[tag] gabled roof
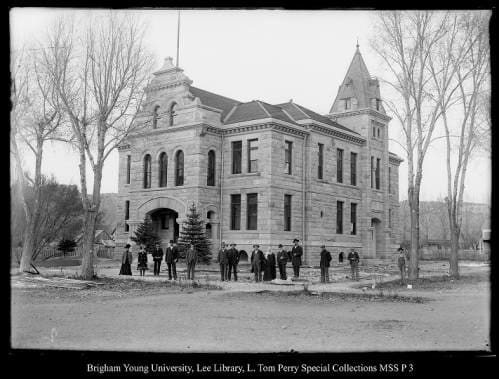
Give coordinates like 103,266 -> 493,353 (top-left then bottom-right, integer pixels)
276,102 -> 360,135
189,86 -> 241,119
330,46 -> 386,114
224,100 -> 300,126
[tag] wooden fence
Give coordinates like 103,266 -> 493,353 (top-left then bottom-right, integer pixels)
12,245 -> 116,264
420,248 -> 490,262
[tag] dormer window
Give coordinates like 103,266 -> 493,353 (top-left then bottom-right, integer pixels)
343,98 -> 351,110
169,102 -> 177,126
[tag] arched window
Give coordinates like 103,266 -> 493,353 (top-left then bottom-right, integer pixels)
158,152 -> 168,187
169,102 -> 177,126
207,150 -> 216,186
175,150 -> 184,186
152,105 -> 160,129
143,154 -> 152,189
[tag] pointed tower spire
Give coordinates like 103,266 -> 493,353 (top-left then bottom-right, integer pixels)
329,45 -> 385,115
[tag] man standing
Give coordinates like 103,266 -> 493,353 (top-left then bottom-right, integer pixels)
227,243 -> 239,281
185,243 -> 198,280
319,245 -> 332,283
165,240 -> 179,280
250,244 -> 264,282
397,247 -> 406,284
291,238 -> 303,279
276,244 -> 288,280
152,242 -> 164,276
347,248 -> 360,281
217,242 -> 229,281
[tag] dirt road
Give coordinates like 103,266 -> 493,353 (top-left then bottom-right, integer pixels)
11,274 -> 490,352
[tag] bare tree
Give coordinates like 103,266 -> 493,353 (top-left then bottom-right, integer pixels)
428,12 -> 490,277
41,13 -> 153,279
371,11 -> 450,280
11,46 -> 65,273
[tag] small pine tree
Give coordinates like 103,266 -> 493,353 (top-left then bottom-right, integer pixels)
178,203 -> 212,264
57,239 -> 77,257
131,216 -> 162,253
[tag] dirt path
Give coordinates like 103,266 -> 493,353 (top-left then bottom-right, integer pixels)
11,275 -> 490,352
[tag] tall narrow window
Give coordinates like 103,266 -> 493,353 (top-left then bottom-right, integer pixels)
376,99 -> 381,111
351,203 -> 357,235
370,156 -> 375,188
232,141 -> 242,174
143,154 -> 151,189
284,141 -> 293,175
350,152 -> 357,186
284,195 -> 292,231
336,201 -> 343,234
152,106 -> 159,129
207,150 -> 216,186
247,193 -> 258,230
230,194 -> 241,230
389,208 -> 392,228
377,127 -> 381,138
175,150 -> 184,186
372,125 -> 376,138
161,214 -> 169,229
318,143 -> 324,179
159,152 -> 167,187
248,139 -> 258,173
388,167 -> 392,194
124,200 -> 130,232
376,158 -> 381,190
169,103 -> 177,126
337,148 -> 343,183
344,98 -> 351,110
126,155 -> 131,184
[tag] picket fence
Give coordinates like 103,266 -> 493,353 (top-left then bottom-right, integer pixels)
12,245 -> 115,263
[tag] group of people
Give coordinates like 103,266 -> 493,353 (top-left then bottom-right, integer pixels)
119,240 -> 199,280
119,237 -> 362,283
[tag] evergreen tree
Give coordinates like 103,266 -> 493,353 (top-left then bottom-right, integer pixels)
131,216 -> 161,253
178,203 -> 212,264
57,239 -> 77,257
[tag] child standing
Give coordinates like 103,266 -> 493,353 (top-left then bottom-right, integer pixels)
137,245 -> 148,276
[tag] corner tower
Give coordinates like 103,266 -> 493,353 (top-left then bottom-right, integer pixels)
329,45 -> 395,258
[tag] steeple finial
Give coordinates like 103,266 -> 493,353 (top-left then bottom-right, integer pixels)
356,37 -> 359,50
176,10 -> 181,68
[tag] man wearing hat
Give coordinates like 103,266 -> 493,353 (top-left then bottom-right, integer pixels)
276,244 -> 289,280
152,242 -> 164,276
347,248 -> 360,281
227,243 -> 240,281
319,245 -> 332,283
291,238 -> 303,279
165,240 -> 179,280
250,244 -> 265,282
217,242 -> 229,281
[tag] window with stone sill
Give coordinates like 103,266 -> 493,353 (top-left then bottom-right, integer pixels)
247,139 -> 258,173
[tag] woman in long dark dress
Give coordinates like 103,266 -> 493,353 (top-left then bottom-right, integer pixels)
137,245 -> 148,276
263,250 -> 275,281
119,244 -> 133,276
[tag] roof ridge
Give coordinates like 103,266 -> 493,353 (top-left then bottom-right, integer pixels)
189,85 -> 242,105
223,104 -> 239,123
256,101 -> 272,117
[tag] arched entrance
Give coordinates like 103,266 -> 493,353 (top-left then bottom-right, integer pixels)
147,208 -> 180,246
238,250 -> 248,263
370,217 -> 383,257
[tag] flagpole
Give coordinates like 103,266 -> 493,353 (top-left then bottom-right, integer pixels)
176,10 -> 180,68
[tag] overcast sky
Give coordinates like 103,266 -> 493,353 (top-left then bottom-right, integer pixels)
10,8 -> 491,204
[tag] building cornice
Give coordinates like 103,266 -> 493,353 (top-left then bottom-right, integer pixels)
389,152 -> 404,165
330,108 -> 392,122
307,124 -> 365,145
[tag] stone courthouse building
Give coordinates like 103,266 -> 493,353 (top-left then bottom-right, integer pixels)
116,45 -> 403,265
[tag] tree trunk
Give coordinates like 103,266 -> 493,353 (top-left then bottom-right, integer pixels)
80,209 -> 98,279
449,225 -> 460,278
408,188 -> 420,281
19,222 -> 36,273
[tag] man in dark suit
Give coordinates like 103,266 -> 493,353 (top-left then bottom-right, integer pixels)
152,242 -> 164,276
250,244 -> 265,282
347,248 -> 360,281
217,242 -> 229,281
227,242 -> 239,281
276,244 -> 289,280
319,245 -> 332,283
165,240 -> 179,280
291,238 -> 303,279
